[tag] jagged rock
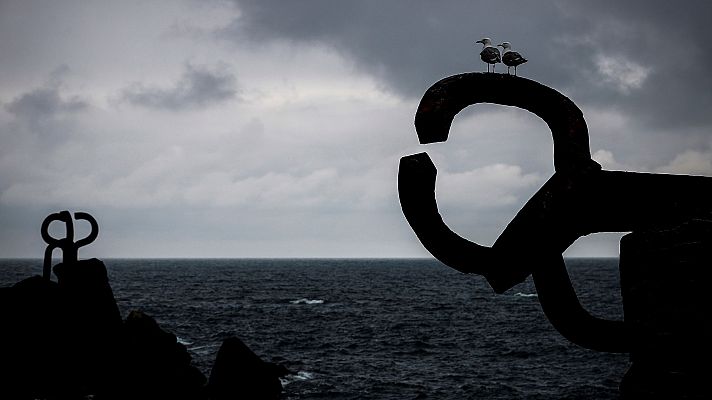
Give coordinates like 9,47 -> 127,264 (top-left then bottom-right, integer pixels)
208,336 -> 289,400
1,260 -> 287,400
54,258 -> 124,394
104,310 -> 207,400
0,259 -> 205,399
54,258 -> 122,329
0,259 -> 124,398
0,275 -> 67,398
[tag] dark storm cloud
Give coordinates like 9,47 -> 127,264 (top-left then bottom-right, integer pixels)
224,0 -> 712,131
553,1 -> 712,130
121,63 -> 238,110
5,85 -> 87,120
222,1 -> 567,97
2,66 -> 88,143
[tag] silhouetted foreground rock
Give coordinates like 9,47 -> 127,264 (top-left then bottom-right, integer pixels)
0,275 -> 65,398
0,259 -> 122,398
208,336 -> 290,400
55,258 -> 124,396
106,310 -> 207,400
0,259 -> 288,399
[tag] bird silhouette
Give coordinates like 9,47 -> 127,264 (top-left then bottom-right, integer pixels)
498,42 -> 527,76
475,38 -> 501,73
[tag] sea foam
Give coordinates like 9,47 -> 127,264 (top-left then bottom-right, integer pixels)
280,371 -> 314,386
290,298 -> 324,304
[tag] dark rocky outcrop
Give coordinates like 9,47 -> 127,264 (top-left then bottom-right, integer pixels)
208,336 -> 290,400
55,258 -> 124,395
0,275 -> 65,398
0,259 -> 287,399
0,259 -> 125,398
105,310 -> 208,400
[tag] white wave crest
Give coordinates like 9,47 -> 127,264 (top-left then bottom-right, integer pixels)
187,343 -> 222,357
514,292 -> 538,298
290,298 -> 324,304
176,336 -> 193,345
280,371 -> 314,386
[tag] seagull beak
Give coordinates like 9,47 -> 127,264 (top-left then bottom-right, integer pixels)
475,40 -> 483,44
497,44 -> 503,47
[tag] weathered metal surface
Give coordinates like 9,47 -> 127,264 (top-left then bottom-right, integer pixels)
399,72 -> 712,353
41,211 -> 98,280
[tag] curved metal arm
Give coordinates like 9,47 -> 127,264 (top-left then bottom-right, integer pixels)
41,211 -> 74,280
399,152 -> 527,293
40,211 -> 99,280
402,72 -> 602,293
414,73 -> 600,173
399,151 -> 633,352
73,212 -> 99,249
400,73 -> 649,353
532,253 -> 632,353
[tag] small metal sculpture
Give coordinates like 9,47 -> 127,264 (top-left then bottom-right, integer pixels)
41,210 -> 98,280
398,72 -> 712,353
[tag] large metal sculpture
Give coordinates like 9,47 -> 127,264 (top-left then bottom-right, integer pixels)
398,73 -> 712,393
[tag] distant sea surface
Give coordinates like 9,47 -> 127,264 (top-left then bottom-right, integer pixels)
0,258 -> 628,399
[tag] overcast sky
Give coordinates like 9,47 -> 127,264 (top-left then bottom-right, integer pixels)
1,0 -> 711,259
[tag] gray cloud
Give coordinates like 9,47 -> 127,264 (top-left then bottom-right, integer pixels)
5,76 -> 87,121
223,0 -> 712,132
221,1 -> 566,97
121,63 -> 238,110
552,1 -> 712,129
1,1 -> 710,258
210,0 -> 712,256
2,66 -> 88,146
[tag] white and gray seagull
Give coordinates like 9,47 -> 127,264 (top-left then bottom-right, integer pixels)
475,38 -> 501,73
498,42 -> 527,76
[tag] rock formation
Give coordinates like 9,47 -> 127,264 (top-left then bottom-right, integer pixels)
0,259 -> 289,399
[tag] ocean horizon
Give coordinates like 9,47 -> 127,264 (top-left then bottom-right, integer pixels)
1,257 -> 628,399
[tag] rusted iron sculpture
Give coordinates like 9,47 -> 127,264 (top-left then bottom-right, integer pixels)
41,210 -> 98,280
398,72 -> 712,357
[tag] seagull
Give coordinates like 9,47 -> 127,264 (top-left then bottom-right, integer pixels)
498,42 -> 527,76
475,38 -> 501,73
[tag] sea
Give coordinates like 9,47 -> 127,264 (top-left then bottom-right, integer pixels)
0,258 -> 629,399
